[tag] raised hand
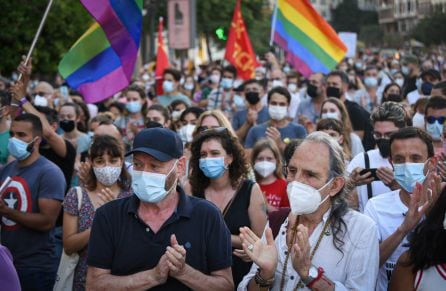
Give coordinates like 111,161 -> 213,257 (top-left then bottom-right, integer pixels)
153,254 -> 169,285
97,188 -> 116,206
398,182 -> 431,234
233,248 -> 253,263
239,226 -> 278,278
166,234 -> 187,278
377,167 -> 399,190
291,225 -> 311,279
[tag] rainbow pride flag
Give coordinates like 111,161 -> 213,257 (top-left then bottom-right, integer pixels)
58,0 -> 143,103
271,0 -> 347,77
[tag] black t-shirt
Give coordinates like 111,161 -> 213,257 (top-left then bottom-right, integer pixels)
88,188 -> 232,290
39,139 -> 76,191
344,100 -> 375,151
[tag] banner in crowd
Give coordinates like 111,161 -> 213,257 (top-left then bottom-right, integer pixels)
155,17 -> 170,96
58,0 -> 143,103
224,0 -> 259,80
271,0 -> 347,77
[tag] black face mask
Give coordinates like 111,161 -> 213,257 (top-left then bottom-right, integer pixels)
245,91 -> 260,105
376,138 -> 391,158
59,120 -> 76,132
386,94 -> 402,103
146,121 -> 163,128
306,84 -> 319,98
326,86 -> 341,99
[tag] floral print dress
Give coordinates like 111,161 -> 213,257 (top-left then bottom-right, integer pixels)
63,187 -> 132,291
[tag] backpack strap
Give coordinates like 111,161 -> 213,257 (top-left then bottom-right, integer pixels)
75,187 -> 83,211
364,152 -> 373,200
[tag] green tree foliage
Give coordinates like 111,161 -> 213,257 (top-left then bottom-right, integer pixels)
196,0 -> 272,58
331,0 -> 380,44
0,0 -> 91,77
411,10 -> 446,46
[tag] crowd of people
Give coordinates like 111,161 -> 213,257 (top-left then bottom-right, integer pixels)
0,47 -> 446,290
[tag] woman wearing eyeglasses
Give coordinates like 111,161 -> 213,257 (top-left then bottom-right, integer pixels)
191,109 -> 237,139
188,128 -> 268,289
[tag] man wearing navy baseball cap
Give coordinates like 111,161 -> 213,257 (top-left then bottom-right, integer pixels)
86,128 -> 234,290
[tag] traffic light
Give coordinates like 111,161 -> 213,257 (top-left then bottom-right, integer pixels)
215,27 -> 227,41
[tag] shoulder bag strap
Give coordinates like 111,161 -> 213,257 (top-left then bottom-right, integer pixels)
364,152 -> 373,200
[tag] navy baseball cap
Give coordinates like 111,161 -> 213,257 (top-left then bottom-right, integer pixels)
126,128 -> 183,161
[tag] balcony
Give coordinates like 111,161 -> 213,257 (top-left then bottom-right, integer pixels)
379,7 -> 395,23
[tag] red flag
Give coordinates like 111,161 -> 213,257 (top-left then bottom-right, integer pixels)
224,0 -> 259,80
155,17 -> 169,96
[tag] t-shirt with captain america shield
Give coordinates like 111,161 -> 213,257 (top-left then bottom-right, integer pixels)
0,156 -> 65,272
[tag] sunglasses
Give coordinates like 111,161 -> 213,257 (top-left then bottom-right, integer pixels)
426,116 -> 446,125
199,126 -> 229,135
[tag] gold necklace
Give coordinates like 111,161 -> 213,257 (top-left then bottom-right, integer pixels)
279,215 -> 331,291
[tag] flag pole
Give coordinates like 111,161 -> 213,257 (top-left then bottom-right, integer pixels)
18,0 -> 54,81
270,0 -> 278,46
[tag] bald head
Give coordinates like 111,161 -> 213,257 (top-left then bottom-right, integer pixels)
94,123 -> 122,141
34,82 -> 54,95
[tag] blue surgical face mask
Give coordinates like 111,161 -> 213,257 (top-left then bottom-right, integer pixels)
8,137 -> 34,161
199,157 -> 227,179
426,120 -> 443,140
221,78 -> 234,90
163,80 -> 174,93
126,101 -> 142,113
131,160 -> 177,203
364,77 -> 378,88
393,162 -> 427,193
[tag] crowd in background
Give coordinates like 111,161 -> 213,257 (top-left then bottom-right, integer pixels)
0,46 -> 446,291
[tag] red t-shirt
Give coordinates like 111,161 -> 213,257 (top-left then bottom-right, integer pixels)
259,178 -> 289,208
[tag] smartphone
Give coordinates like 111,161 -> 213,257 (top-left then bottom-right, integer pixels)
359,168 -> 380,181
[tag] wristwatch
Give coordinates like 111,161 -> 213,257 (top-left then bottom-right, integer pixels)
301,266 -> 324,287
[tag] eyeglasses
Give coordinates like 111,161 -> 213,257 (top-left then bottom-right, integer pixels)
35,92 -> 50,96
198,125 -> 224,132
426,116 -> 446,125
373,132 -> 398,140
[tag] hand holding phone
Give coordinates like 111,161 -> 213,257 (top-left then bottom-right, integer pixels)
359,168 -> 380,181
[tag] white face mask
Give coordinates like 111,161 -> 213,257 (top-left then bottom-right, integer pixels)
254,161 -> 276,178
287,83 -> 298,93
412,112 -> 425,129
178,124 -> 195,143
287,179 -> 332,215
210,75 -> 220,84
321,112 -> 340,120
93,166 -> 122,186
272,80 -> 284,88
34,95 -> 49,107
171,109 -> 184,121
269,105 -> 288,121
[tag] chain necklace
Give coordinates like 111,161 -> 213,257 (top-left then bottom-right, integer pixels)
279,215 -> 331,291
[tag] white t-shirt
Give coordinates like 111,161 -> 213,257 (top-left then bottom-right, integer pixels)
407,89 -> 421,105
364,190 -> 409,291
288,92 -> 300,119
350,132 -> 365,158
347,149 -> 392,212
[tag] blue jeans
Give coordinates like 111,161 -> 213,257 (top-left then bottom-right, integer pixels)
17,269 -> 56,291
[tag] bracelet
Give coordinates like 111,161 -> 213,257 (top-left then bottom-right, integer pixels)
254,269 -> 275,287
306,267 -> 325,289
19,97 -> 28,106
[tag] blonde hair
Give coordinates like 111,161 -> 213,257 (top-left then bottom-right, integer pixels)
192,110 -> 237,138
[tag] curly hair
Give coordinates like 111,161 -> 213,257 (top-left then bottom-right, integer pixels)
85,135 -> 131,191
189,129 -> 249,197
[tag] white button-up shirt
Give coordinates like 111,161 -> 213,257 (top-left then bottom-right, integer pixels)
237,210 -> 379,290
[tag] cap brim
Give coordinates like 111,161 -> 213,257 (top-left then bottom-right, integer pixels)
125,147 -> 173,162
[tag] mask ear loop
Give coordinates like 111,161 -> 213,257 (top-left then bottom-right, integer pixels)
318,178 -> 334,205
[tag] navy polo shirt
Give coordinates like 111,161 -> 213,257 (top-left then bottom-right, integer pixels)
87,187 -> 232,290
